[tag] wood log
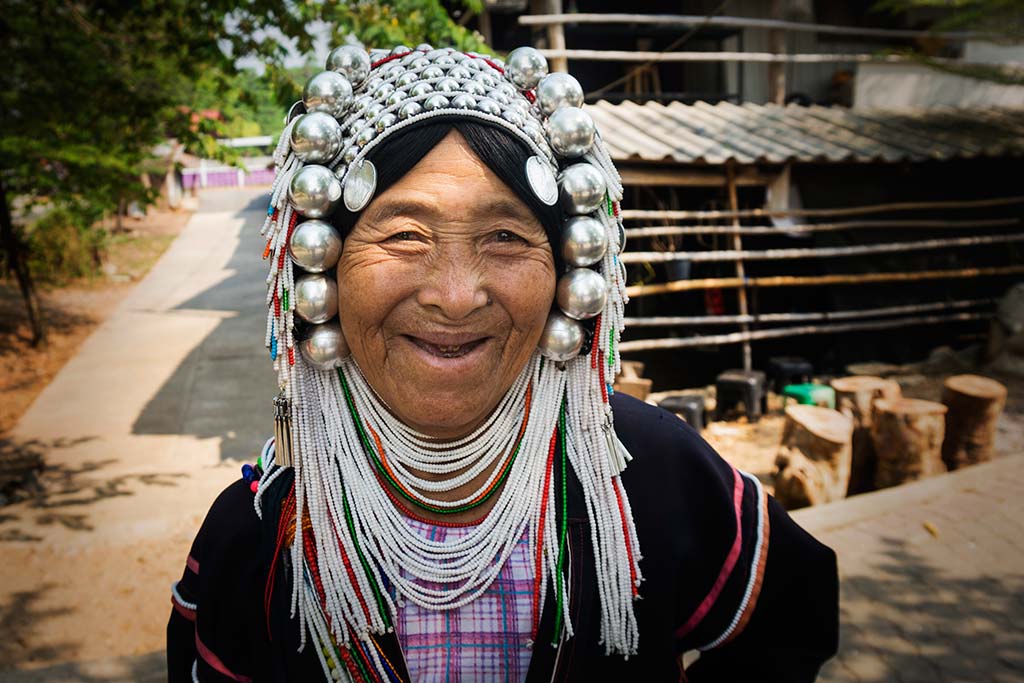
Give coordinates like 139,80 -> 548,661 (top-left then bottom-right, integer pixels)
941,374 -> 1008,470
773,405 -> 853,509
871,398 -> 947,489
619,360 -> 645,379
831,376 -> 902,495
613,377 -> 652,401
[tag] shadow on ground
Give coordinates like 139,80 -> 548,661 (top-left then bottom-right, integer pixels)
818,536 -> 1024,683
132,189 -> 278,462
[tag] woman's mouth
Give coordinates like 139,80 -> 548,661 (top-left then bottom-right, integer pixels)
406,335 -> 488,359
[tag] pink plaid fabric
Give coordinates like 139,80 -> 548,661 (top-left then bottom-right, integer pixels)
394,517 -> 534,682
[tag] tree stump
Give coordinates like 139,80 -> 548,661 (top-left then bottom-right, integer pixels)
831,375 -> 902,495
941,374 -> 1007,470
774,405 -> 853,509
871,398 -> 947,489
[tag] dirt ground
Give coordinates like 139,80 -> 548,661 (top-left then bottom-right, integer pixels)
0,209 -> 191,496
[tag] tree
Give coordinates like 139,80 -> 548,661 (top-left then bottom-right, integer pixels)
0,0 -> 488,345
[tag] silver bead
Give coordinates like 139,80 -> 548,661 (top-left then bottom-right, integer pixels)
556,268 -> 607,320
409,81 -> 434,97
373,82 -> 395,101
290,165 -> 343,218
290,113 -> 343,164
423,94 -> 449,110
435,55 -> 457,67
396,71 -> 419,88
303,71 -> 354,118
475,97 -> 501,116
561,216 -> 608,268
342,145 -> 358,164
351,94 -> 373,116
448,65 -> 471,80
546,107 -> 595,158
398,100 -> 423,120
559,163 -> 607,215
425,49 -> 448,61
364,76 -> 384,92
345,117 -> 365,135
327,46 -> 371,87
487,89 -> 511,106
435,77 -> 460,93
375,112 -> 397,132
409,56 -> 430,70
495,83 -> 518,100
300,321 -> 349,369
365,102 -> 384,120
390,44 -> 412,56
501,108 -> 524,127
383,63 -> 405,80
474,72 -> 497,88
385,89 -> 407,107
333,164 -> 347,180
421,65 -> 444,80
289,219 -> 343,273
538,312 -> 584,361
415,43 -> 433,52
463,80 -> 487,96
536,72 -> 584,117
451,94 -> 476,109
506,47 -> 548,90
355,125 -> 376,147
294,273 -> 339,324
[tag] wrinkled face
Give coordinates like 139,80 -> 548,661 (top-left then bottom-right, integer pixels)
337,131 -> 556,439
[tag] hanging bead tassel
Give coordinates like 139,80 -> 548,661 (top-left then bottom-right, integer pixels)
274,391 -> 294,467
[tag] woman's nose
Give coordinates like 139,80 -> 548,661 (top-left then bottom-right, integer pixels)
416,252 -> 490,321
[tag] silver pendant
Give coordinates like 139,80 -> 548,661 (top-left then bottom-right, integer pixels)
525,156 -> 558,206
343,159 -> 377,212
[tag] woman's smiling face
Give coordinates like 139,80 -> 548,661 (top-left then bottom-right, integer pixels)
336,130 -> 556,438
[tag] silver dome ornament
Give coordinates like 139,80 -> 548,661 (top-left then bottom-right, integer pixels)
375,112 -> 398,133
373,82 -> 396,101
303,71 -> 353,118
526,156 -> 558,206
415,43 -> 433,52
463,80 -> 487,96
448,65 -> 472,80
290,113 -> 343,164
506,47 -> 548,90
409,82 -> 433,97
556,268 -> 608,320
300,321 -> 350,370
294,273 -> 339,324
355,125 -> 376,147
396,71 -> 419,88
351,94 -> 373,116
365,76 -> 384,92
423,94 -> 450,110
559,163 -> 607,215
409,56 -> 431,70
290,165 -> 343,218
547,106 -> 596,158
390,44 -> 412,57
398,100 -> 423,120
383,63 -> 405,80
487,89 -> 511,106
365,102 -> 385,120
561,216 -> 608,267
451,94 -> 477,109
538,312 -> 584,362
474,72 -> 497,89
421,65 -> 444,79
475,97 -> 501,116
435,77 -> 460,93
385,89 -> 407,107
435,55 -> 457,67
342,145 -> 359,164
343,159 -> 377,212
501,108 -> 525,127
536,72 -> 584,116
327,45 -> 371,87
289,219 -> 343,273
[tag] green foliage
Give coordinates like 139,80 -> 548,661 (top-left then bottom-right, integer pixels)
874,0 -> 1024,39
25,208 -> 106,284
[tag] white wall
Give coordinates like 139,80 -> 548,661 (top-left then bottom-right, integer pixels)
854,62 -> 1024,110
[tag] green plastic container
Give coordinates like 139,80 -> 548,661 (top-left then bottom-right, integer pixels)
781,383 -> 836,409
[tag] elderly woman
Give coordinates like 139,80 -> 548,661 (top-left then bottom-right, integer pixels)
168,44 -> 838,682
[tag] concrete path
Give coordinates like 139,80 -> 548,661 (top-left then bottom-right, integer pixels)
795,454 -> 1024,683
0,189 -> 276,672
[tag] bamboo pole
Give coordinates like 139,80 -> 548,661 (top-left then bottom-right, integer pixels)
618,311 -> 989,352
518,13 -> 985,41
624,264 -> 1024,298
726,164 -> 752,370
620,232 -> 1024,264
624,217 -> 1020,238
623,298 -> 993,327
619,195 -> 1024,222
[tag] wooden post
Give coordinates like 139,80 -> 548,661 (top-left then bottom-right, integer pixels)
773,405 -> 853,509
831,376 -> 902,495
536,0 -> 568,72
478,8 -> 493,47
768,0 -> 786,104
871,398 -> 948,489
941,374 -> 1008,470
726,163 -> 752,370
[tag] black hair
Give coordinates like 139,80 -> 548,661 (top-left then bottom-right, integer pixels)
330,118 -> 564,268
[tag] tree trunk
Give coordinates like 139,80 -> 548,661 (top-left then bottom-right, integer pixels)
773,405 -> 853,509
871,398 -> 947,489
831,375 -> 902,495
0,178 -> 46,345
941,374 -> 1007,470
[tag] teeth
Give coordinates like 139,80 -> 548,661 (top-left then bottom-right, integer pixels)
438,345 -> 462,353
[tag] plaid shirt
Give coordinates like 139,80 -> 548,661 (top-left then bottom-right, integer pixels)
395,517 -> 534,682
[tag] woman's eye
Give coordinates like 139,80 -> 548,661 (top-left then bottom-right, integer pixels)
494,229 -> 527,244
386,230 -> 420,242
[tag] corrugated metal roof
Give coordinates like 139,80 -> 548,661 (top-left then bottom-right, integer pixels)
586,101 -> 1024,164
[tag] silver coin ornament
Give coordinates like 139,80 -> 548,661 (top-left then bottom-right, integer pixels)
562,216 -> 609,268
327,45 -> 371,87
294,273 -> 339,324
289,219 -> 343,273
526,156 -> 558,206
538,312 -> 584,362
290,164 -> 342,218
506,46 -> 548,90
303,71 -> 353,118
559,162 -> 607,215
343,159 -> 377,212
536,72 -> 584,116
547,107 -> 596,158
300,321 -> 350,370
557,268 -> 608,320
290,113 -> 343,164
